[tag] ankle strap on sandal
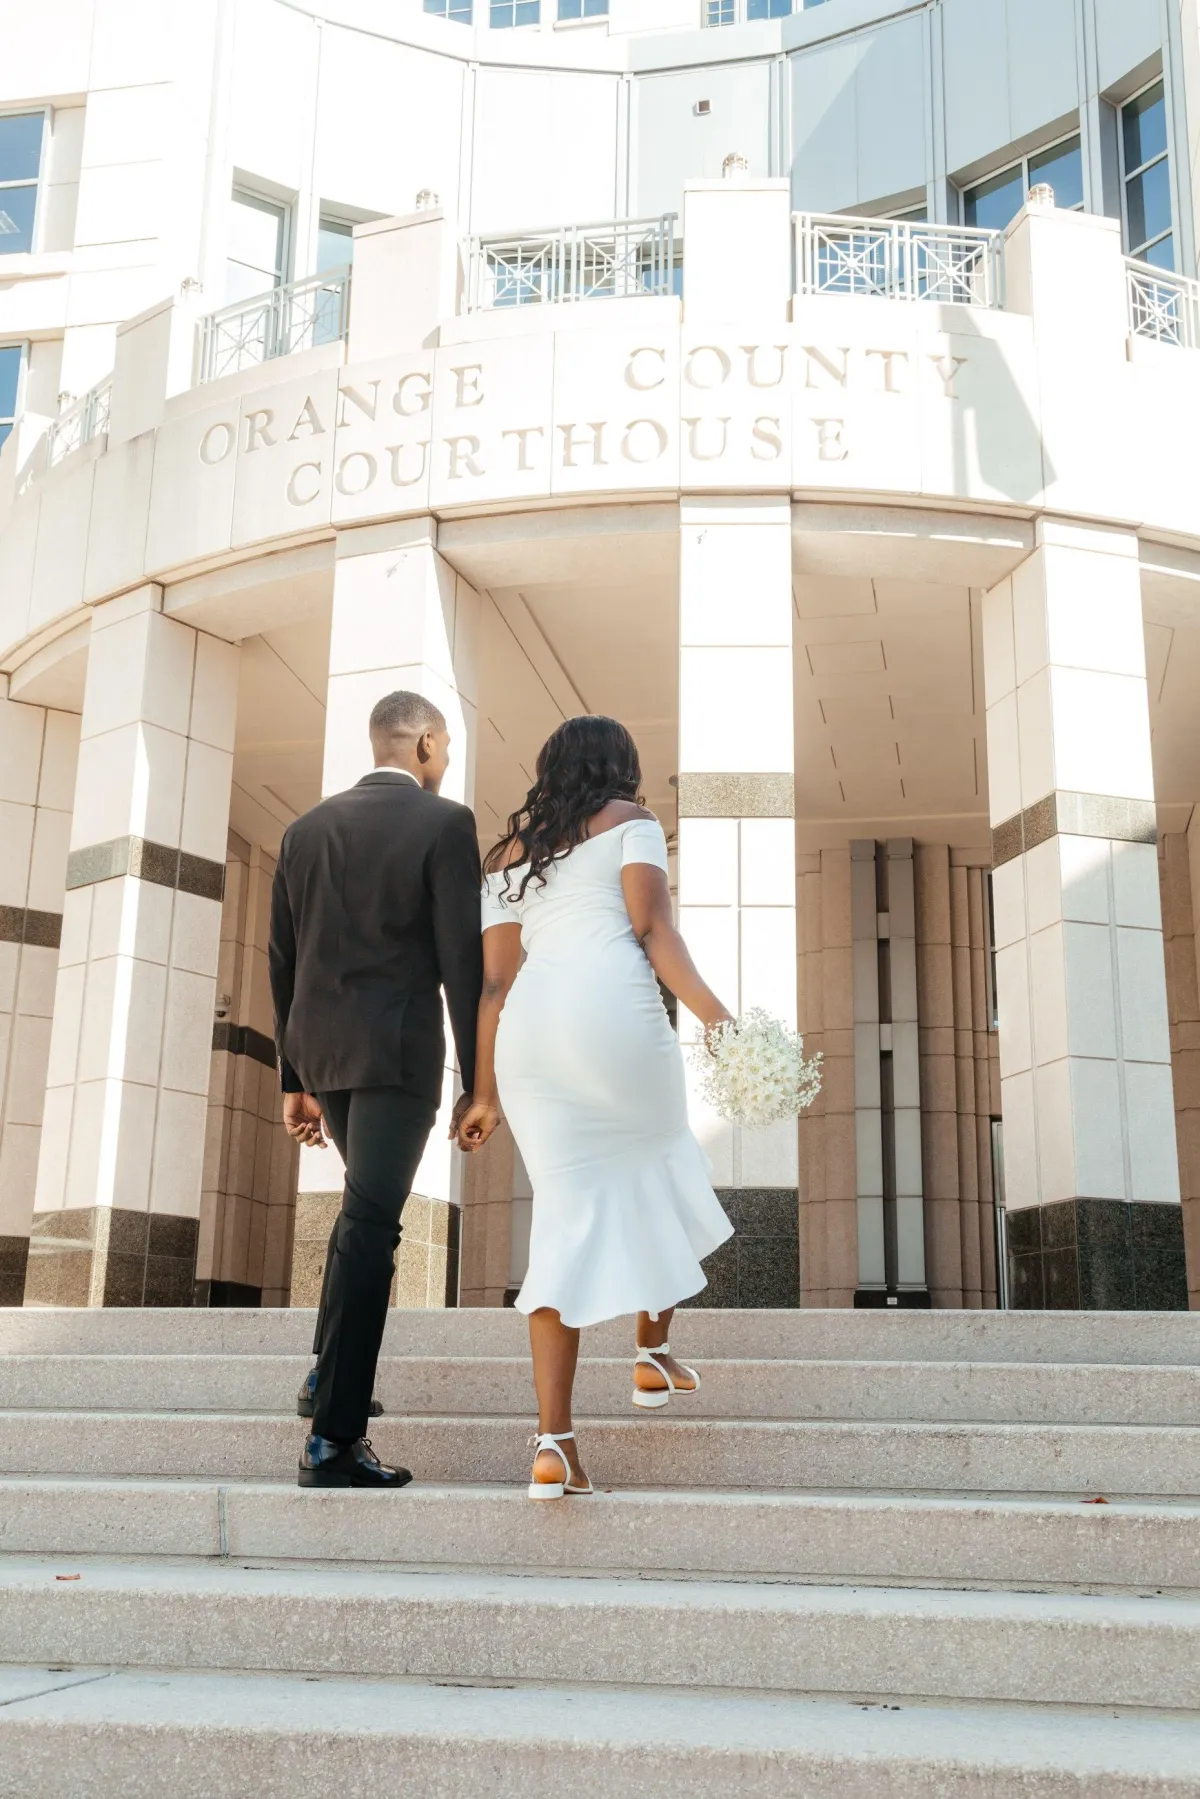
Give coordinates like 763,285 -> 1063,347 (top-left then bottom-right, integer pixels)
636,1344 -> 669,1361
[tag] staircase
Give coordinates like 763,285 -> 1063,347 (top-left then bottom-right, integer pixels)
1,1306 -> 1198,1795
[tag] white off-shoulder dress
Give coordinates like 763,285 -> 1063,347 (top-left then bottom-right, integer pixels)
481,817 -> 733,1328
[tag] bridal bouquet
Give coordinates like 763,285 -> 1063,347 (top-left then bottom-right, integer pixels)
691,1009 -> 823,1127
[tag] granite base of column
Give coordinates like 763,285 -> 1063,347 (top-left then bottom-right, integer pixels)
1007,1199 -> 1188,1311
24,1209 -> 199,1307
683,1189 -> 799,1309
0,1236 -> 30,1306
287,1190 -> 460,1309
853,1287 -> 932,1309
193,1278 -> 263,1307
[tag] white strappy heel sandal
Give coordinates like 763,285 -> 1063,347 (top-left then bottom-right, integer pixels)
528,1429 -> 594,1500
632,1343 -> 701,1411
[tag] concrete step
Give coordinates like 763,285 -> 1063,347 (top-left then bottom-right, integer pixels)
2,1477 -> 1197,1592
3,1558 -> 1199,1710
5,1305 -> 1200,1365
4,1352 -> 1198,1425
2,1668 -> 1197,1799
2,1409 -> 1197,1495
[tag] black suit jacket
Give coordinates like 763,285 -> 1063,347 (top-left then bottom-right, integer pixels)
268,772 -> 483,1103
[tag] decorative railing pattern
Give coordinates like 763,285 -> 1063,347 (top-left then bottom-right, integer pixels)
46,377 -> 112,467
465,214 -> 680,312
795,213 -> 1004,309
197,266 -> 352,383
1126,257 -> 1200,349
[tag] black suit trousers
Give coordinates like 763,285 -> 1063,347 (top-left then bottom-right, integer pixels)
310,1086 -> 438,1443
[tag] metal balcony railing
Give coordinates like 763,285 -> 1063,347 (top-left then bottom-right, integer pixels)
1126,257 -> 1200,348
46,376 -> 112,467
795,213 -> 1004,309
197,266 -> 352,384
465,214 -> 680,312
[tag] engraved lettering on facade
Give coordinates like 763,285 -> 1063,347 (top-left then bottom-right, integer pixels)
502,426 -> 546,472
559,422 -> 608,468
626,346 -> 667,391
286,461 -> 323,505
452,365 -> 485,408
243,409 -> 277,453
684,345 -> 732,389
446,434 -> 485,478
198,421 -> 235,465
394,372 -> 433,417
334,450 -> 377,496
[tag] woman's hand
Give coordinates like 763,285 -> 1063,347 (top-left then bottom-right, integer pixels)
457,1100 -> 502,1152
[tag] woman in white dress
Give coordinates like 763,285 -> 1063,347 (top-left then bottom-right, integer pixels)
457,716 -> 735,1498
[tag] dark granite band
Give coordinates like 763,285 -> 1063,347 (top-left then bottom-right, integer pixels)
992,791 -> 1157,869
212,1022 -> 277,1068
676,773 -> 795,819
25,1205 -> 199,1308
0,905 -> 62,949
66,836 -> 225,902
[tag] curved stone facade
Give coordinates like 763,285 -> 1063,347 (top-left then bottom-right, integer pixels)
2,0 -> 1199,1310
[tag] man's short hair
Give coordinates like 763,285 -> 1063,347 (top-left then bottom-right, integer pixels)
369,690 -> 447,740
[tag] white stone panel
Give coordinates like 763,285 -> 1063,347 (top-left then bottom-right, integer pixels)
39,711 -> 82,813
1057,835 -> 1111,926
1040,545 -> 1146,680
160,968 -> 217,1096
429,336 -> 555,512
984,693 -> 1020,824
740,1115 -> 799,1187
70,723 -> 187,851
32,1085 -> 74,1213
1068,1057 -> 1125,1202
0,701 -> 44,805
329,356 -> 435,527
15,943 -> 59,1019
1048,668 -> 1155,801
3,1013 -> 52,1128
679,508 -> 791,646
1061,921 -> 1118,1060
1015,668 -> 1054,810
1110,842 -> 1163,931
550,329 -> 680,499
0,1122 -> 41,1234
88,878 -> 173,966
231,372 -> 339,551
145,400 -> 237,576
56,890 -> 92,971
77,955 -> 166,1087
1028,923 -> 1069,1064
677,905 -> 738,1043
989,857 -> 1025,951
189,634 -> 240,753
980,578 -> 1016,707
994,939 -> 1032,1077
679,647 -> 793,775
28,460 -> 95,635
1124,1062 -> 1183,1204
171,891 -> 222,978
1115,927 -> 1172,1066
81,611 -> 194,741
84,429 -> 155,604
679,338 -> 792,491
0,804 -> 34,907
180,741 -> 234,864
740,907 -> 797,1028
66,1077 -> 156,1213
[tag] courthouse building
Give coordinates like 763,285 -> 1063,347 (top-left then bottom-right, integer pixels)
2,0 -> 1200,1319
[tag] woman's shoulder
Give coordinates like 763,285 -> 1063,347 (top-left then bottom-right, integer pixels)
483,836 -> 528,875
588,799 -> 659,837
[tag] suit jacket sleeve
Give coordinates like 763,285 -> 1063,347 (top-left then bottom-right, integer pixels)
429,805 -> 484,1096
268,846 -> 304,1094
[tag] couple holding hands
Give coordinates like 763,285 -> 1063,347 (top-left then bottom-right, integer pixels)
269,691 -> 734,1498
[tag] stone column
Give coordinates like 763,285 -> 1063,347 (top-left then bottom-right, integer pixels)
1160,829 -> 1200,1308
28,586 -> 238,1307
676,497 -> 799,1308
196,833 -> 299,1307
291,519 -> 480,1310
982,521 -> 1187,1309
0,683 -> 79,1304
796,847 -> 858,1307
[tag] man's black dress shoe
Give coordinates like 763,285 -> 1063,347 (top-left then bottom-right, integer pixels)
296,1367 -> 383,1420
297,1434 -> 412,1489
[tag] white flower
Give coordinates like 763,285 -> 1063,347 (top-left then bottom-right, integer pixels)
690,1009 -> 823,1127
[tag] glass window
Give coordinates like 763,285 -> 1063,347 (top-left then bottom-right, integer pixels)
705,0 -> 736,22
962,135 -> 1082,231
491,0 -> 540,23
0,113 -> 45,257
748,0 -> 793,15
226,188 -> 288,304
559,0 -> 607,14
317,216 -> 353,272
0,343 -> 22,450
1123,81 -> 1172,267
425,0 -> 473,16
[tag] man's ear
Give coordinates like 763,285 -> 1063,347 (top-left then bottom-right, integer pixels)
416,729 -> 432,765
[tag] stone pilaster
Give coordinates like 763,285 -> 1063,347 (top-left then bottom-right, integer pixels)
0,682 -> 79,1304
983,523 -> 1187,1310
27,587 -> 239,1307
676,497 -> 799,1309
796,848 -> 858,1307
290,518 -> 481,1310
195,832 -> 298,1308
1160,828 -> 1200,1309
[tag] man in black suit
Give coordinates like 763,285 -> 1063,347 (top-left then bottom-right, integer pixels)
269,690 -> 483,1489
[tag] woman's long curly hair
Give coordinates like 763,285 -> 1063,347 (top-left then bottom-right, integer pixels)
484,715 -> 643,903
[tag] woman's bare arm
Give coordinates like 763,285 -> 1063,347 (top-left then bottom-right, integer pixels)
457,921 -> 522,1150
622,861 -> 733,1034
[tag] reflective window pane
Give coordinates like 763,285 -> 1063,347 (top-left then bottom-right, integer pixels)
425,0 -> 473,17
560,0 -> 608,14
0,113 -> 44,184
317,217 -> 353,271
963,164 -> 1024,231
0,343 -> 21,419
1122,80 -> 1167,175
705,0 -> 736,21
1127,156 -> 1173,253
0,184 -> 37,255
1142,231 -> 1175,272
227,190 -> 286,289
224,260 -> 277,306
1029,135 -> 1083,210
748,0 -> 793,16
491,0 -> 539,21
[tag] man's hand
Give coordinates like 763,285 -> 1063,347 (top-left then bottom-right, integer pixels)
283,1092 -> 326,1149
456,1100 -> 501,1153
